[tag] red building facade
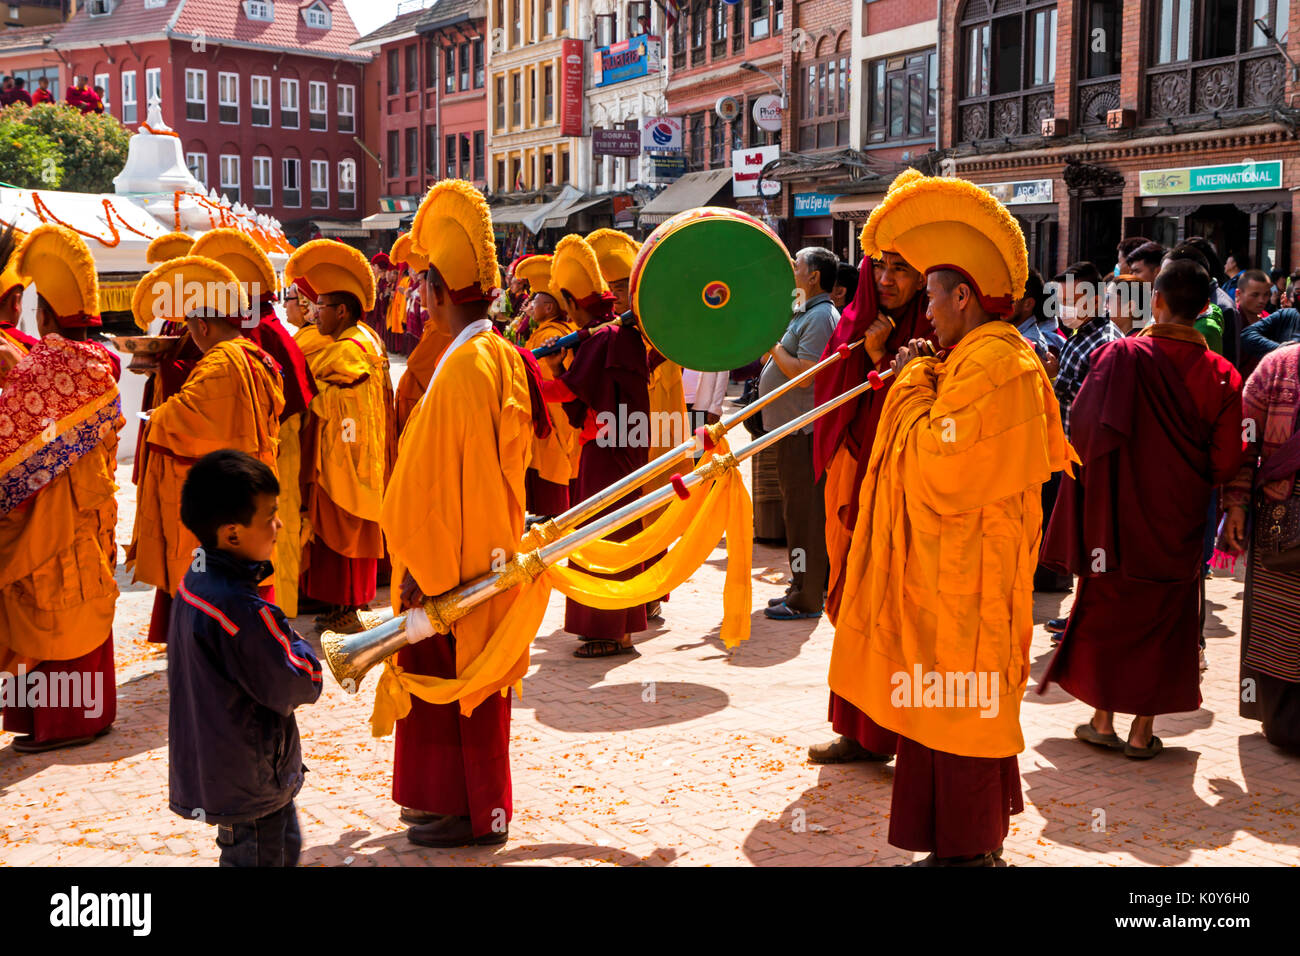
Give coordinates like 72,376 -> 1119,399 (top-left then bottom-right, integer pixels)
52,0 -> 369,240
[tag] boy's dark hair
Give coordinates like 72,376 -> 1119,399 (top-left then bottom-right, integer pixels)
1230,251 -> 1252,270
1127,241 -> 1166,270
835,261 -> 858,303
1155,258 -> 1212,322
1238,269 -> 1270,289
181,449 -> 280,549
335,291 -> 363,322
797,246 -> 839,293
1181,236 -> 1224,280
14,77 -> 25,90
1166,242 -> 1212,275
1117,236 -> 1150,261
1022,267 -> 1048,324
1054,261 -> 1102,287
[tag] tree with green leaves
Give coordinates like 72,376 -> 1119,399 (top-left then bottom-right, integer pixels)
0,102 -> 129,194
0,115 -> 63,189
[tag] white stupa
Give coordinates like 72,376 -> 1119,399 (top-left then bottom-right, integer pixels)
112,95 -> 206,196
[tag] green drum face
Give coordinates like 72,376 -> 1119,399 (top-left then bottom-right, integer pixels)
634,216 -> 794,373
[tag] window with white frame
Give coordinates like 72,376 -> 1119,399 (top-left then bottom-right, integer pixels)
244,0 -> 273,21
220,155 -> 240,204
87,0 -> 113,16
302,1 -> 330,29
337,84 -> 355,133
308,81 -> 327,131
282,157 -> 301,207
185,69 -> 206,121
186,152 -> 208,187
144,0 -> 166,7
93,72 -> 109,110
218,72 -> 239,124
338,158 -> 356,210
252,156 -> 272,207
121,71 -> 137,124
146,68 -> 161,104
280,78 -> 299,128
250,75 -> 270,126
310,159 -> 328,208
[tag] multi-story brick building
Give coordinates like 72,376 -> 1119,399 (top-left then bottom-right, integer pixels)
941,0 -> 1299,276
50,0 -> 370,242
0,23 -> 64,98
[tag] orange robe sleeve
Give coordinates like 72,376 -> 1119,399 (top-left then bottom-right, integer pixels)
394,325 -> 451,434
381,331 -> 534,713
829,321 -> 1075,759
128,339 -> 284,595
0,421 -> 123,671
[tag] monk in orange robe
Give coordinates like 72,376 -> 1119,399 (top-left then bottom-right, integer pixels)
809,241 -> 932,766
382,179 -> 540,848
1,225 -> 124,751
829,174 -> 1074,865
0,236 -> 38,355
128,256 -> 285,644
285,240 -> 390,634
388,234 -> 452,434
516,254 -> 580,515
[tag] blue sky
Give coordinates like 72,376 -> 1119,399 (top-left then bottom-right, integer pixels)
342,0 -> 407,37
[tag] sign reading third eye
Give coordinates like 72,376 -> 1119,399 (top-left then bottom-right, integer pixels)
1139,160 -> 1283,196
793,192 -> 838,217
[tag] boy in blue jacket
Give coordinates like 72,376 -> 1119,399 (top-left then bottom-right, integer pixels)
168,449 -> 323,867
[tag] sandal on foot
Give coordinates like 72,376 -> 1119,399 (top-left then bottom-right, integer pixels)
807,735 -> 893,765
1124,735 -> 1163,760
764,601 -> 821,621
574,639 -> 634,658
1075,722 -> 1124,750
12,725 -> 110,754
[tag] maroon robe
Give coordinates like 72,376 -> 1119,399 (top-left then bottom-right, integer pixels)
2,636 -> 116,744
815,262 -> 932,749
393,633 -> 512,836
888,735 -> 1023,858
556,321 -> 651,642
244,300 -> 317,422
1040,327 -> 1244,715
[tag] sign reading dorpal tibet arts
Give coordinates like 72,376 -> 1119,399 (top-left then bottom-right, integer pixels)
594,34 -> 662,87
561,38 -> 584,138
1139,160 -> 1283,196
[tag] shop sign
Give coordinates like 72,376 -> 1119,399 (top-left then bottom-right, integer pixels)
793,192 -> 838,217
561,39 -> 585,137
1139,160 -> 1283,196
641,115 -> 683,151
593,128 -> 641,157
732,145 -> 781,198
650,154 -> 687,181
594,34 -> 662,87
978,179 -> 1054,205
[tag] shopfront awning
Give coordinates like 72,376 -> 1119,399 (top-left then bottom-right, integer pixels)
638,168 -> 734,226
313,218 -> 370,238
829,194 -> 883,221
360,211 -> 408,231
490,203 -> 545,225
543,195 -> 612,228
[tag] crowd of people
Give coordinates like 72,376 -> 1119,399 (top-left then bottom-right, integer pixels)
0,169 -> 1297,868
0,73 -> 104,112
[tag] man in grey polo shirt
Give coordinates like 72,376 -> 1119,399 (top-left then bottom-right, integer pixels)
760,246 -> 840,619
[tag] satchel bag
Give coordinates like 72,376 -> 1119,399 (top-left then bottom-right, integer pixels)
1253,427 -> 1300,571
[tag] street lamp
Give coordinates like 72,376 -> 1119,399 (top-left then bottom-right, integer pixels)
740,60 -> 787,109
1253,18 -> 1300,79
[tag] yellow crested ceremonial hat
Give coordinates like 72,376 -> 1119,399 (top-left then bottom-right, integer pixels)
284,239 -> 376,312
0,261 -> 23,301
585,228 -> 641,283
860,172 -> 1027,315
132,256 -> 249,328
514,254 -> 554,299
410,179 -> 499,302
12,224 -> 100,326
551,234 -> 610,306
191,227 -> 280,297
145,231 -> 196,264
391,232 -> 429,273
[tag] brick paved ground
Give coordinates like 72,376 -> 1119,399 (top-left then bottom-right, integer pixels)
2,456 -> 1299,867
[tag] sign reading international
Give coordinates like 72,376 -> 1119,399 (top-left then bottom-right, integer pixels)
793,192 -> 838,217
560,38 -> 584,138
1139,160 -> 1283,196
641,115 -> 683,151
594,34 -> 662,87
593,128 -> 641,157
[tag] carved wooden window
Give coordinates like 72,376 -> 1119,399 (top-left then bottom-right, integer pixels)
1078,1 -> 1123,126
956,0 -> 1058,144
866,49 -> 937,145
800,34 -> 851,150
1146,0 -> 1289,119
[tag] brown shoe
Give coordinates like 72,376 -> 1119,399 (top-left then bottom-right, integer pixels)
407,815 -> 508,848
318,607 -> 367,634
908,852 -> 1006,867
807,734 -> 893,765
11,725 -> 110,754
399,807 -> 447,826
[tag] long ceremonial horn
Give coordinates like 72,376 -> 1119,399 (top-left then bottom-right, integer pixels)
531,309 -> 636,358
531,338 -> 869,540
321,364 -> 897,690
